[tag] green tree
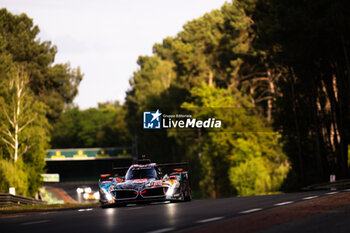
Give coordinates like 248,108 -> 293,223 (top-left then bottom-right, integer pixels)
0,65 -> 49,196
51,102 -> 131,148
124,1 -> 290,196
252,0 -> 350,185
0,8 -> 82,196
125,55 -> 184,163
181,84 -> 289,197
0,8 -> 83,122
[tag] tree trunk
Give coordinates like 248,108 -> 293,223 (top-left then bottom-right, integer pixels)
208,71 -> 213,87
290,69 -> 305,186
267,69 -> 275,122
311,76 -> 324,181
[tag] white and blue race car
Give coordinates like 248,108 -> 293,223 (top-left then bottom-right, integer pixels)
98,158 -> 191,207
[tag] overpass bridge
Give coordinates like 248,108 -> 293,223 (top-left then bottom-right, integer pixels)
45,147 -> 134,182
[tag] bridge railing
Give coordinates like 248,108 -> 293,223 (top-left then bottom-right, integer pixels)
0,193 -> 47,207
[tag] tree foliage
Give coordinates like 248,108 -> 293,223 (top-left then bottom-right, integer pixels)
125,0 -> 349,196
0,9 -> 82,196
251,0 -> 350,184
0,65 -> 49,196
125,1 -> 291,197
51,102 -> 131,148
0,8 -> 83,121
0,159 -> 29,196
181,84 -> 289,197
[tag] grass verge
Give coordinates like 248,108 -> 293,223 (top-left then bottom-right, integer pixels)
0,202 -> 100,216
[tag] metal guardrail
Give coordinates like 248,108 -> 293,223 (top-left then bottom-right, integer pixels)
302,179 -> 350,191
0,193 -> 47,207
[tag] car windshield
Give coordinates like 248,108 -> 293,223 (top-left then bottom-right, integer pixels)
125,167 -> 157,180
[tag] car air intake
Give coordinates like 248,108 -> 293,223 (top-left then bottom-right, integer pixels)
113,190 -> 138,199
141,187 -> 167,197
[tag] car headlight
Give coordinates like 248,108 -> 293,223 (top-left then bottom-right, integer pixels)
83,193 -> 89,200
76,188 -> 83,194
101,188 -> 113,201
105,192 -> 113,201
166,186 -> 175,196
93,192 -> 100,200
84,187 -> 92,193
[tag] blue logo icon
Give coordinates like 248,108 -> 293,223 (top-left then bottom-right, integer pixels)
143,110 -> 162,129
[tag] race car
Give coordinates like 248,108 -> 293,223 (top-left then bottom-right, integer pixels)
98,158 -> 191,207
76,186 -> 100,201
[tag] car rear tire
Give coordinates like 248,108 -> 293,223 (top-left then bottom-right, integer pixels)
184,189 -> 191,201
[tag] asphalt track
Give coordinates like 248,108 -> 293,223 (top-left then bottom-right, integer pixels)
1,189 -> 350,233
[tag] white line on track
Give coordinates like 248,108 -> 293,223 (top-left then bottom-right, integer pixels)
78,208 -> 93,212
20,220 -> 50,225
344,189 -> 350,192
274,201 -> 294,206
240,208 -> 263,214
326,192 -> 339,195
146,227 -> 175,233
303,196 -> 318,200
196,216 -> 225,224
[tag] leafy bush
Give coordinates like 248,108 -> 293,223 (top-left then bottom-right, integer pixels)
0,159 -> 29,196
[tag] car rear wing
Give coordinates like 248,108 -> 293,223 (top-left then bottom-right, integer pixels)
100,174 -> 112,182
156,162 -> 189,174
111,161 -> 189,176
157,162 -> 188,167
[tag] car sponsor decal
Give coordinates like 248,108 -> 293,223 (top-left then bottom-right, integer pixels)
132,179 -> 148,183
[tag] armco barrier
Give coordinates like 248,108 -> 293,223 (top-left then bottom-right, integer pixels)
302,179 -> 350,191
0,193 -> 47,207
